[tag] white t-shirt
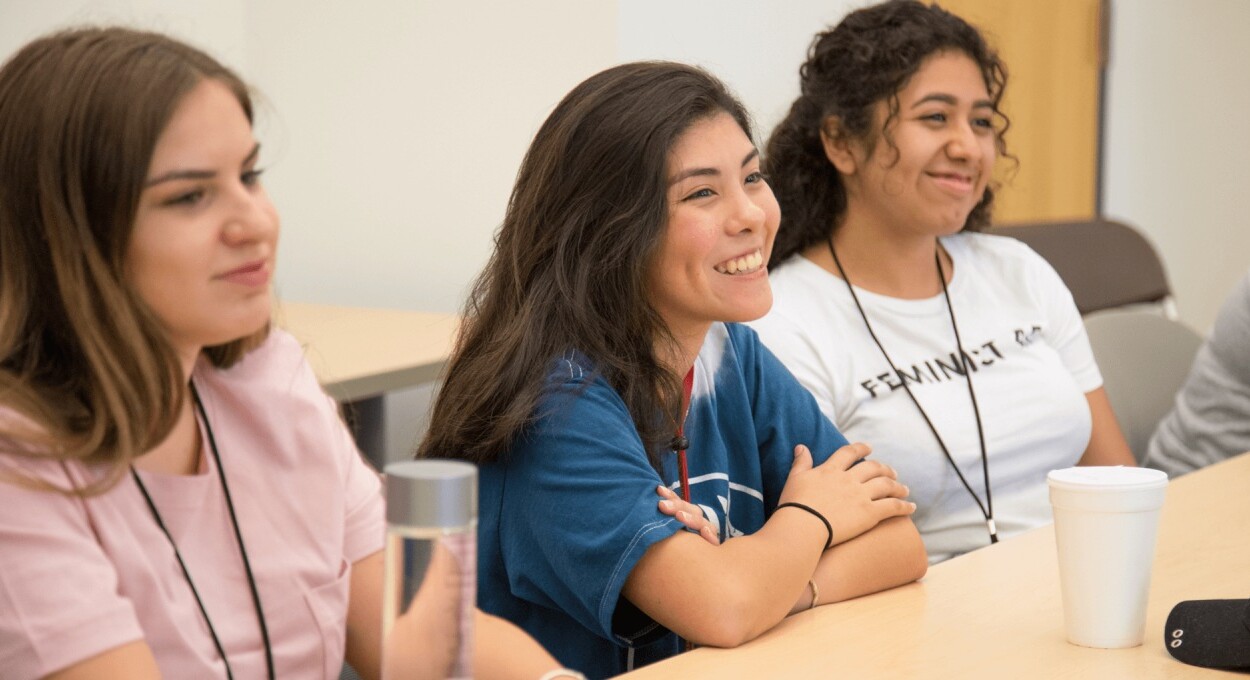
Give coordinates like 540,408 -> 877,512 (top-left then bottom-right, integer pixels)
750,232 -> 1101,563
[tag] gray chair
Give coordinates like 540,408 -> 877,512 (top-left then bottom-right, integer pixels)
998,219 -> 1175,317
1084,308 -> 1204,462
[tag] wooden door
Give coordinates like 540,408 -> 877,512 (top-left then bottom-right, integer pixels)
937,0 -> 1104,224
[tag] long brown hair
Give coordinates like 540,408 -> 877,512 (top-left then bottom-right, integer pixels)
419,62 -> 754,468
0,27 -> 266,495
766,0 -> 1011,266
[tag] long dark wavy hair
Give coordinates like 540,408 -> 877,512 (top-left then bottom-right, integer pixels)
419,62 -> 754,468
0,27 -> 266,495
766,0 -> 1010,266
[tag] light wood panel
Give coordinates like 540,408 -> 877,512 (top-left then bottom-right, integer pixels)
276,301 -> 458,401
940,0 -> 1103,224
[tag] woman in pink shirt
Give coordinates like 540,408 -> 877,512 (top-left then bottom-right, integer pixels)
0,27 -> 564,680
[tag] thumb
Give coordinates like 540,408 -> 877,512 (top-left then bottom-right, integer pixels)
791,444 -> 814,473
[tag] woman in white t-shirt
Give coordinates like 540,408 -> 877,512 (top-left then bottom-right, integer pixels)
750,0 -> 1135,563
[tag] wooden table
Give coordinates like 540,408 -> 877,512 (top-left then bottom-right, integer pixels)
276,302 -> 459,463
622,454 -> 1250,679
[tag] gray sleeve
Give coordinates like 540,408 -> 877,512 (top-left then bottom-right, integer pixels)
1146,271 -> 1250,476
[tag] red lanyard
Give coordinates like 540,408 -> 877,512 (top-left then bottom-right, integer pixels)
674,365 -> 696,654
675,366 -> 695,503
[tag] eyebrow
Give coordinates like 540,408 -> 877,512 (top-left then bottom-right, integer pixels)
143,143 -> 261,188
669,149 -> 760,186
911,93 -> 994,109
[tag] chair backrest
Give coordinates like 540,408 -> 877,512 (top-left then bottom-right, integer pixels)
998,219 -> 1172,316
1083,309 -> 1204,462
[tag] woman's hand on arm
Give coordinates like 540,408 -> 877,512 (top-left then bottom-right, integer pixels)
656,485 -> 720,545
781,443 -> 914,547
624,442 -> 914,648
1078,387 -> 1136,466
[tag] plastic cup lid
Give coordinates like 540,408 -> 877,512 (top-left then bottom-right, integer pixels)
1047,466 -> 1167,491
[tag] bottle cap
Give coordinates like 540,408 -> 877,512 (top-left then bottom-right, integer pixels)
384,459 -> 477,528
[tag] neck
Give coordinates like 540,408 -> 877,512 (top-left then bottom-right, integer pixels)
655,323 -> 708,382
178,344 -> 202,383
807,218 -> 951,299
132,343 -> 204,476
132,390 -> 201,475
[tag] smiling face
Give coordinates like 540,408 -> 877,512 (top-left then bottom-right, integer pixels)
126,78 -> 279,363
648,112 -> 780,346
829,50 -> 997,240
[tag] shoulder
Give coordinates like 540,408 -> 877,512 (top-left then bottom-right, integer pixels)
755,257 -> 842,336
946,231 -> 1068,293
946,230 -> 1049,269
0,407 -> 94,490
528,350 -> 633,434
707,323 -> 770,373
195,329 -> 321,401
766,256 -> 831,300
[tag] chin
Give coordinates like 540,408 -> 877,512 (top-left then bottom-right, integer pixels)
724,297 -> 773,324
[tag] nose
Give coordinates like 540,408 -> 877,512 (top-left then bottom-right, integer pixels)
946,120 -> 984,165
222,182 -> 279,246
726,184 -> 767,234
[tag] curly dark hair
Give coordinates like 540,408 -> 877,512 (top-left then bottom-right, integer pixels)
419,62 -> 754,468
766,0 -> 1010,266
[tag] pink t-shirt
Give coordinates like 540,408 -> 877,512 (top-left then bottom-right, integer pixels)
0,330 -> 385,679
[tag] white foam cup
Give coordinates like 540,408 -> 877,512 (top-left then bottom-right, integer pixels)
1047,466 -> 1168,648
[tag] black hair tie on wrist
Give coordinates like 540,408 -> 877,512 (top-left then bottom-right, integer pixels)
775,502 -> 834,551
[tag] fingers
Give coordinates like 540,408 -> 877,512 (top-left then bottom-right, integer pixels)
872,497 -> 917,521
863,476 -> 909,500
825,441 -> 873,471
848,459 -> 898,483
656,485 -> 720,545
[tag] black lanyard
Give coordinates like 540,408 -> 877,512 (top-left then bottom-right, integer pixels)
829,239 -> 998,544
130,383 -> 276,678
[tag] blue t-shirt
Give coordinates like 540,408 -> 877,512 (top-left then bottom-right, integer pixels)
477,323 -> 849,678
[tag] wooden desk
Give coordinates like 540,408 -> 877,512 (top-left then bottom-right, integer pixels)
276,302 -> 459,463
622,454 -> 1250,679
276,302 -> 458,402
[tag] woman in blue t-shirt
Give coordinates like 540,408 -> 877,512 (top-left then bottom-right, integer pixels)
420,61 -> 927,677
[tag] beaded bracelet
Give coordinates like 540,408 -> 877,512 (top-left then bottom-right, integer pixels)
775,501 -> 834,550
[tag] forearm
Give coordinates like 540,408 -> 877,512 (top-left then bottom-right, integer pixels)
1078,388 -> 1136,466
473,611 -> 563,680
624,510 -> 827,648
788,516 -> 927,614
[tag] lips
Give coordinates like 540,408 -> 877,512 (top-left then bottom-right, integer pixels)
218,259 -> 270,287
714,248 -> 765,275
927,171 -> 976,196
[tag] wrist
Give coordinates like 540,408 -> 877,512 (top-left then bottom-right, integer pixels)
775,502 -> 834,550
539,669 -> 587,680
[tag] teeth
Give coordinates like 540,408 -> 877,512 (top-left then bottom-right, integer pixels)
715,250 -> 764,275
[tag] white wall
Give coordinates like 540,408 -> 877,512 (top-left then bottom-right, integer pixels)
617,1 -> 861,142
245,1 -> 618,314
3,0 -> 1248,458
0,0 -> 247,67
1103,0 -> 1250,332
